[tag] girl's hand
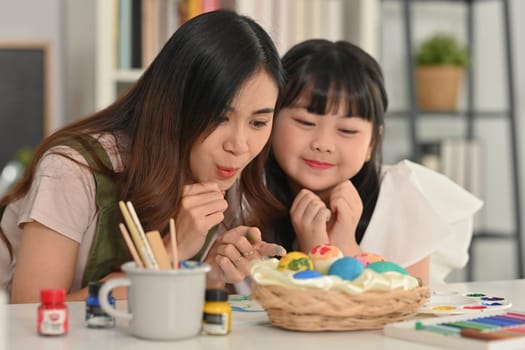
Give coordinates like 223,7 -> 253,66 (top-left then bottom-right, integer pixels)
289,189 -> 331,253
326,180 -> 363,256
175,182 -> 228,260
204,226 -> 286,286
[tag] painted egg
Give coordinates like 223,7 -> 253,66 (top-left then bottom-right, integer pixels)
327,257 -> 364,281
308,244 -> 344,274
354,252 -> 385,267
277,252 -> 314,272
366,261 -> 408,275
293,269 -> 323,279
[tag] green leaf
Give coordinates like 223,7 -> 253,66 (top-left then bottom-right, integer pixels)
415,33 -> 468,67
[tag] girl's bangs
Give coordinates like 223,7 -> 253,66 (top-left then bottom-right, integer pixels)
300,72 -> 375,122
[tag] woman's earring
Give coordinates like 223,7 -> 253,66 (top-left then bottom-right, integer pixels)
366,153 -> 371,162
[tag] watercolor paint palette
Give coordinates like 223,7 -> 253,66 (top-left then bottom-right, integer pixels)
418,291 -> 512,315
228,295 -> 269,327
384,310 -> 525,350
228,295 -> 264,313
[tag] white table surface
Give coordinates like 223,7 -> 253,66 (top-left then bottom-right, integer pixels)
4,279 -> 525,350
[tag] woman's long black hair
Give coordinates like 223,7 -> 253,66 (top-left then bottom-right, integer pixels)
264,39 -> 388,251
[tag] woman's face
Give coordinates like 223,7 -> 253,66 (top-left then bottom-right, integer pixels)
272,96 -> 374,195
189,70 -> 278,191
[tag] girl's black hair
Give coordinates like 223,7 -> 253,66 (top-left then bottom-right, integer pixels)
264,39 -> 388,251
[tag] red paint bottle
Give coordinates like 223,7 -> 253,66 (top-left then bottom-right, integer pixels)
37,289 -> 68,336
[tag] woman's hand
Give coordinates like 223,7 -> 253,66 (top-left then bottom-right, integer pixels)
289,189 -> 331,253
326,180 -> 363,256
174,182 -> 228,260
204,226 -> 286,288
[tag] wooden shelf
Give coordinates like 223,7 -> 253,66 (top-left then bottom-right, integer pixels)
385,0 -> 523,280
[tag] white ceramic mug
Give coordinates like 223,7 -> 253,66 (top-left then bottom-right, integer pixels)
99,261 -> 210,340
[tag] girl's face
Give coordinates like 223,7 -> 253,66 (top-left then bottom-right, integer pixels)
189,71 -> 278,191
272,97 -> 374,195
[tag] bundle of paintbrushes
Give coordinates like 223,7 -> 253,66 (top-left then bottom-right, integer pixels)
118,201 -> 179,270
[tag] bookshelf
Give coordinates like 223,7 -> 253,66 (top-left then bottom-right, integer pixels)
95,0 -> 118,111
93,0 -> 369,111
95,0 -> 162,110
382,0 -> 523,280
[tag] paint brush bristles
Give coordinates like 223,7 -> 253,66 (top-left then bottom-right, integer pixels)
169,218 -> 178,269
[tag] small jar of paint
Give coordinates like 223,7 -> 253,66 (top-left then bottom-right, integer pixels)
202,289 -> 231,335
37,289 -> 68,336
85,281 -> 115,328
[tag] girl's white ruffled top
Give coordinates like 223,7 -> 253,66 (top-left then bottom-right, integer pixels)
361,160 -> 483,286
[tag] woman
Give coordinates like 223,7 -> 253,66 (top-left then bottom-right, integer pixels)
0,10 -> 285,303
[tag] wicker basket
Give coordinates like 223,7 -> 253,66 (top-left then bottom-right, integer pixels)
251,282 -> 430,331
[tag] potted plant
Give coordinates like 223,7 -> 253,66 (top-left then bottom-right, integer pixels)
415,33 -> 468,111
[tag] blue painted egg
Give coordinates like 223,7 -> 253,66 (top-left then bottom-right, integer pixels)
293,269 -> 323,279
327,257 -> 364,281
366,261 -> 408,275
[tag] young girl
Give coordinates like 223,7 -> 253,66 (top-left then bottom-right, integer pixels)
264,39 -> 482,285
0,10 -> 286,303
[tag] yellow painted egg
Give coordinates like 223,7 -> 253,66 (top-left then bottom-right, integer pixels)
277,252 -> 314,272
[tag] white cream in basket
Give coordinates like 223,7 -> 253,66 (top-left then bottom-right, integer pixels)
251,258 -> 420,294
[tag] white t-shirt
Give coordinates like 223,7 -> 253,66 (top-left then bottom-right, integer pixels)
0,134 -> 124,296
361,160 -> 483,285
